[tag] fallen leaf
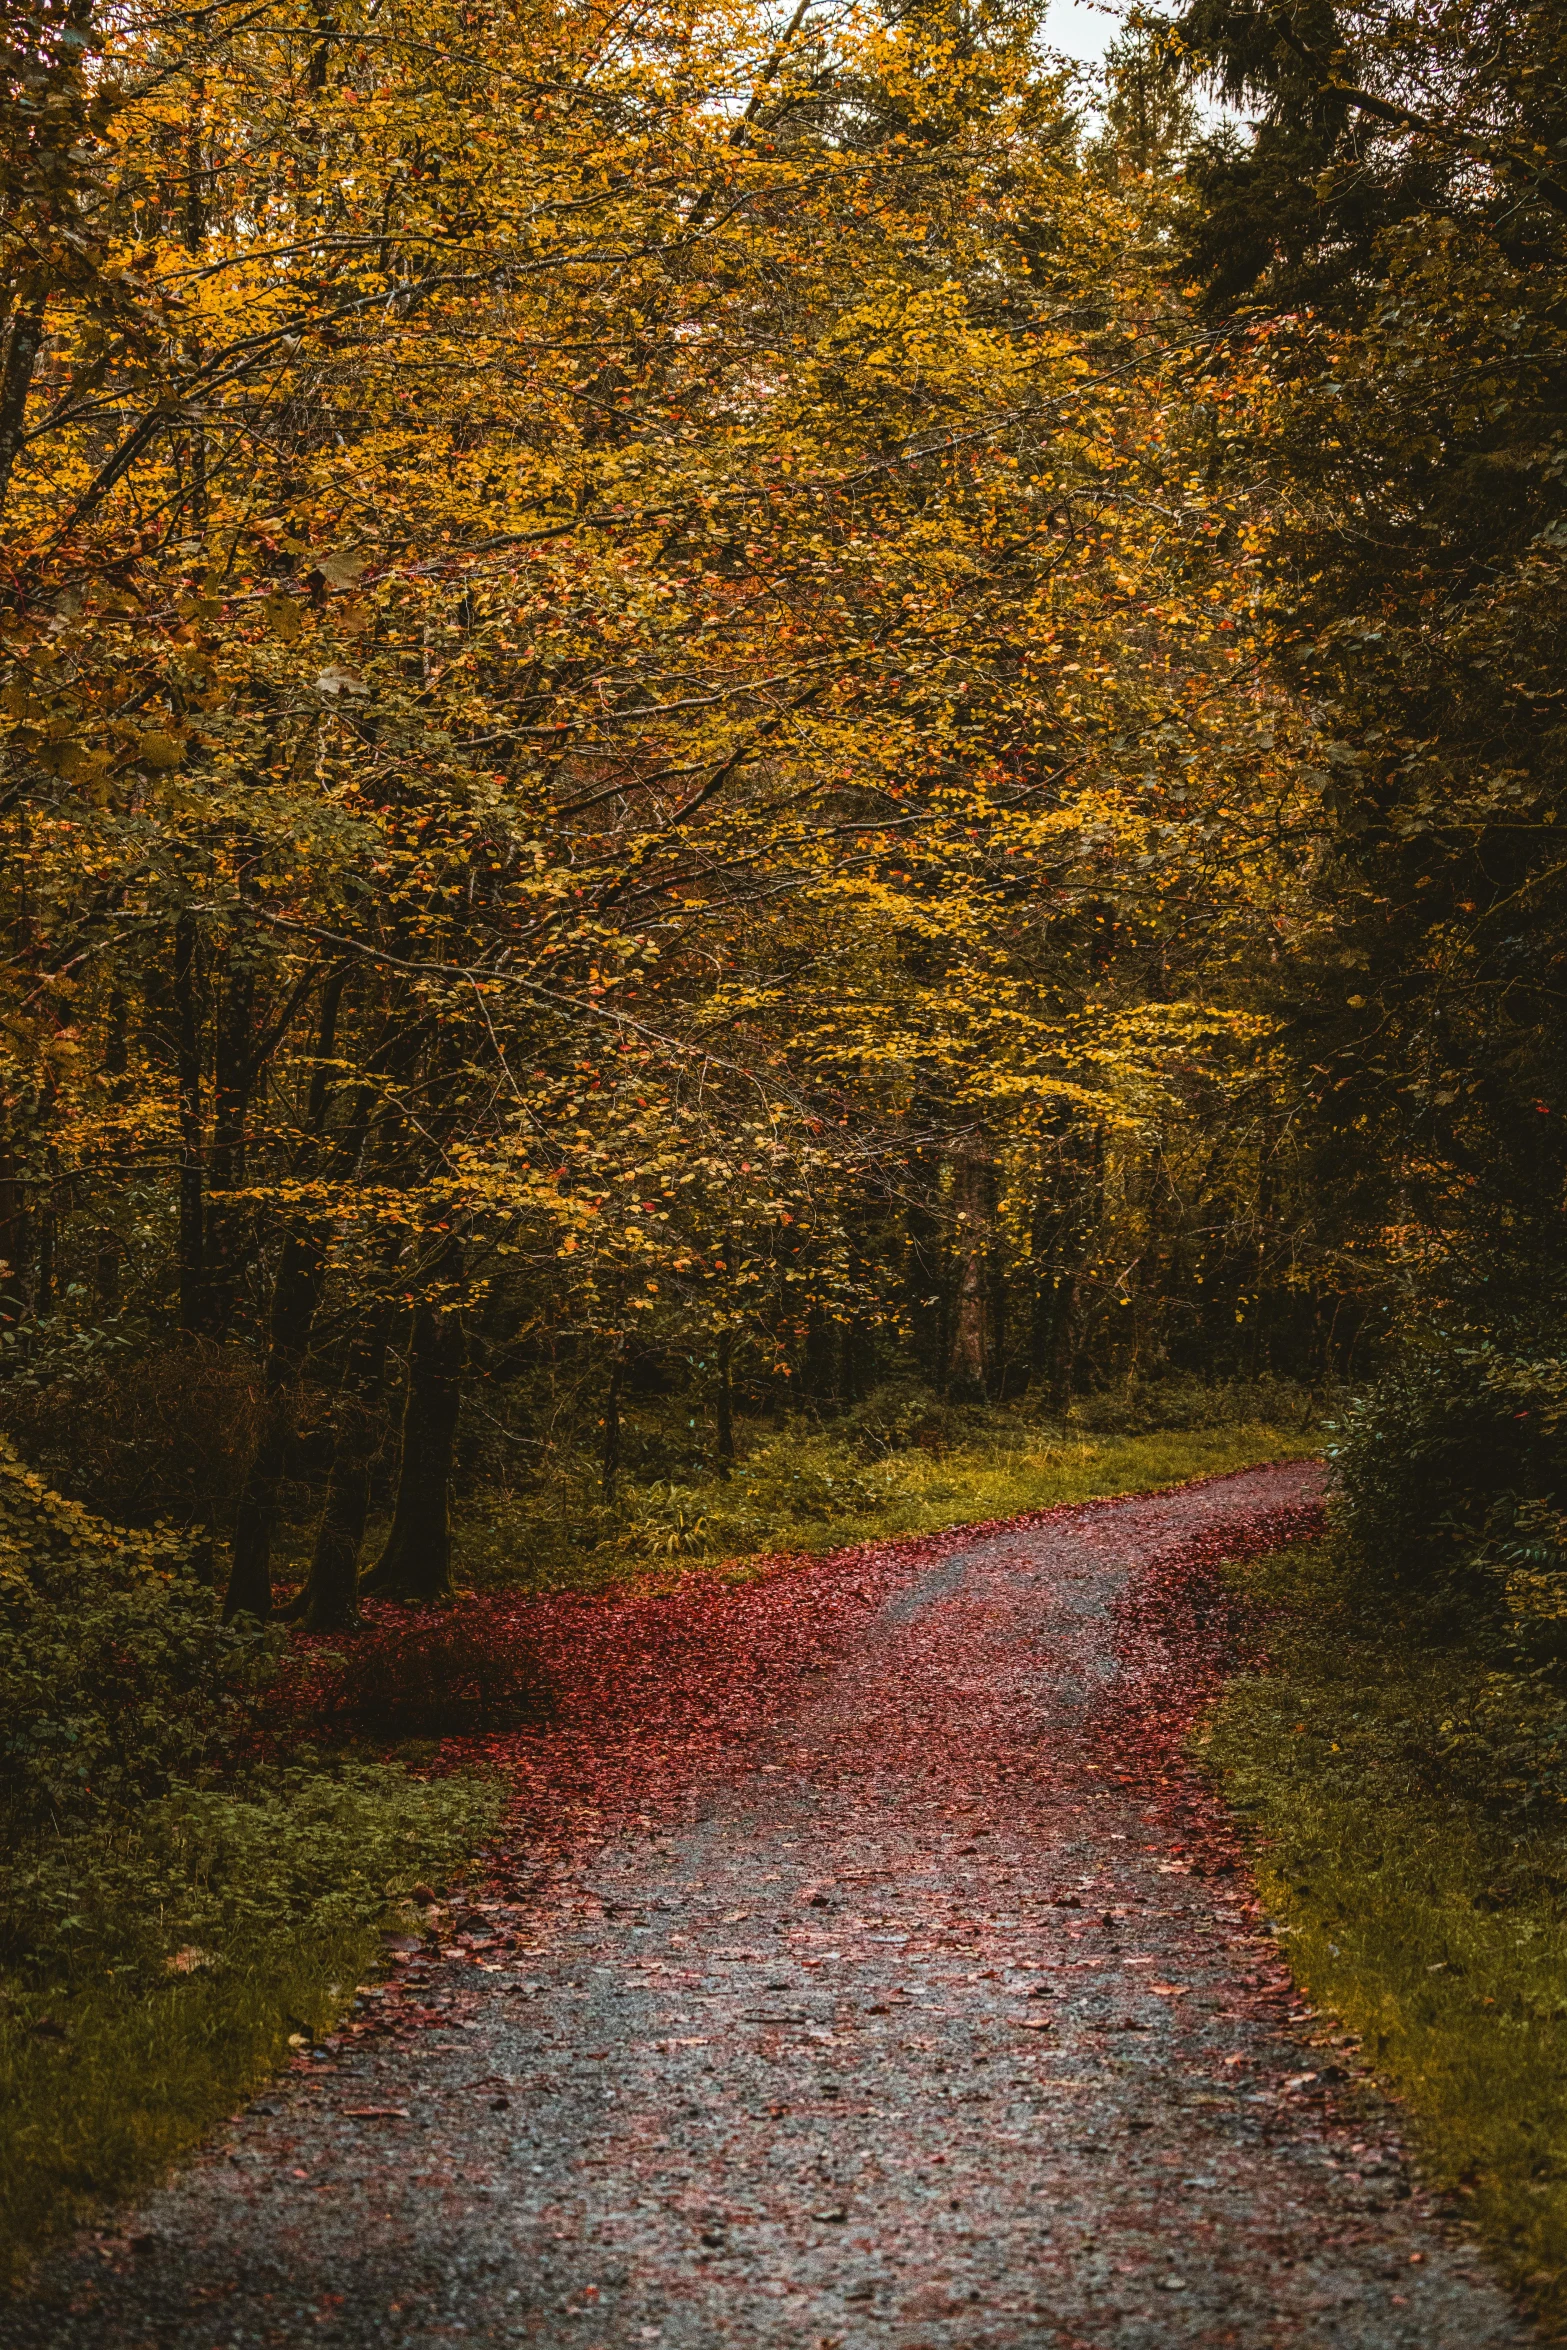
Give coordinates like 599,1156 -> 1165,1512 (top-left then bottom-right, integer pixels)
263,593 -> 303,640
318,546 -> 372,590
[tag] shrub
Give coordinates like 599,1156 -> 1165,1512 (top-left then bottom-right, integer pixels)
1331,1329 -> 1567,1636
1073,1372 -> 1320,1436
0,1436 -> 266,1834
272,1599 -> 550,1739
0,1334 -> 264,1529
0,1761 -> 504,1985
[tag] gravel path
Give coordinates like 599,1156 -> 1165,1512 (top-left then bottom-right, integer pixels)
15,1464 -> 1538,2349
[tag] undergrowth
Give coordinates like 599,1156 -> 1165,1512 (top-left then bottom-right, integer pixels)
0,1764 -> 502,2289
449,1394 -> 1317,1597
1206,1540 -> 1567,2333
0,1425 -> 507,2293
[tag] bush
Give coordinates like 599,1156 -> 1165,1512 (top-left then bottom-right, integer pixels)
0,1762 -> 503,1985
0,1334 -> 264,1529
1331,1328 -> 1567,1638
1073,1372 -> 1321,1436
0,1437 -> 508,2284
0,1435 -> 266,1834
271,1600 -> 550,1739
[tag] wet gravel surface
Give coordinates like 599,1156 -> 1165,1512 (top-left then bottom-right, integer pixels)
14,1464 -> 1539,2348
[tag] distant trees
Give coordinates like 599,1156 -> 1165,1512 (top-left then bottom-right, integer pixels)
0,0 -> 1342,1608
1171,0 -> 1567,1331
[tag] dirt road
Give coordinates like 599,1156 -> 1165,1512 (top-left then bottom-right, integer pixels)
13,1463 -> 1536,2349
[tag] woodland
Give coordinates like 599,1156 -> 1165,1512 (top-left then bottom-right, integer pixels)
3,0 -> 1567,2294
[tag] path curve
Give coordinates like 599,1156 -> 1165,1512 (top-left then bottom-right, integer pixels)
15,1464 -> 1538,2348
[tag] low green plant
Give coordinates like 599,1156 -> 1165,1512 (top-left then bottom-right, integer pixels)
0,1434 -> 265,1831
454,1396 -> 1317,1596
1331,1326 -> 1567,1640
1206,1540 -> 1567,2330
0,1438 -> 507,2290
1,1918 -> 384,2284
0,1762 -> 504,2287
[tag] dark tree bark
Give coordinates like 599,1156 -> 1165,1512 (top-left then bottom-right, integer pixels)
0,295 -> 46,518
601,1342 -> 622,1503
0,1107 -> 27,1332
293,1309 -> 390,1630
221,970 -> 351,1621
715,1325 -> 734,1475
173,914 -> 204,1337
802,1303 -> 836,1404
947,1136 -> 996,1403
203,946 -> 256,1338
360,1304 -> 464,1602
96,990 -> 128,1312
35,1145 -> 56,1315
223,1228 -> 327,1621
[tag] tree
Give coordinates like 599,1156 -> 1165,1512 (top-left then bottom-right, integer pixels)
1169,0 -> 1567,1330
0,0 -> 1337,1616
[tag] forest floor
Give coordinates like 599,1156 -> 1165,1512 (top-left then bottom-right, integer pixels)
9,1462 -> 1540,2350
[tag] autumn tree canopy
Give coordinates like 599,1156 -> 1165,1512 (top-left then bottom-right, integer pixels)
0,0 -> 1347,1620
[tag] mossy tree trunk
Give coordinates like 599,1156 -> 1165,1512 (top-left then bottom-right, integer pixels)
223,1227 -> 326,1621
222,967 -> 352,1623
601,1342 -> 622,1504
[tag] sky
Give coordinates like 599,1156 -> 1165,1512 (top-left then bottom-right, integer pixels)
1043,0 -> 1124,73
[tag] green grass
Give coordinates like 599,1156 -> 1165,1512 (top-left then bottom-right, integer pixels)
0,1920 -> 381,2283
456,1416 -> 1316,1597
1205,1541 -> 1567,2333
0,1764 -> 504,2294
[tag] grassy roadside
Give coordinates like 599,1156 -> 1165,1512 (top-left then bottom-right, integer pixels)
0,1766 -> 504,2293
1204,1541 -> 1567,2335
0,1920 -> 381,2280
455,1414 -> 1317,1596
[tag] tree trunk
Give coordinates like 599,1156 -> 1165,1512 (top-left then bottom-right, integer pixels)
947,1136 -> 995,1403
96,991 -> 128,1312
174,914 -> 204,1337
294,1310 -> 390,1630
221,969 -> 352,1620
802,1303 -> 836,1404
0,293 -> 46,518
360,1305 -> 463,1602
204,948 -> 255,1339
601,1343 -> 622,1503
223,1228 -> 327,1620
715,1325 -> 734,1474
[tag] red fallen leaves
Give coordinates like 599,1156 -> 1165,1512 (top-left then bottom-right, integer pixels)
1090,1496 -> 1327,1891
266,1600 -> 548,1742
281,1477 -> 1323,2056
